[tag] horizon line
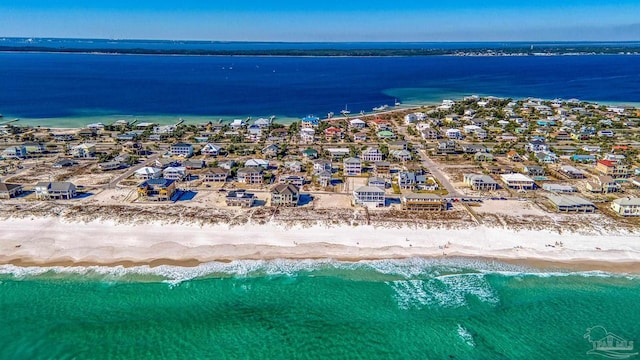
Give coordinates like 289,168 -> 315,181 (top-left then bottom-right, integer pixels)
2,36 -> 640,44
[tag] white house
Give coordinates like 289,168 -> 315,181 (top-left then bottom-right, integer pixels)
343,157 -> 362,176
201,143 -> 223,156
135,167 -> 163,180
170,143 -> 194,158
163,166 -> 187,181
361,147 -> 383,162
500,173 -> 535,190
349,118 -> 366,129
353,186 -> 385,208
300,128 -> 316,143
244,159 -> 270,169
446,129 -> 463,140
611,197 -> 640,217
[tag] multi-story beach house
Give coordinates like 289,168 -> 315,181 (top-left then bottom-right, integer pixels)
134,167 -> 162,180
23,142 -> 46,154
278,175 -> 305,187
163,166 -> 187,181
201,143 -> 223,157
299,128 -> 316,143
170,143 -> 194,158
352,186 -> 385,208
367,177 -> 386,190
611,197 -> 640,217
313,160 -> 332,175
374,161 -> 391,177
587,176 -> 619,193
317,170 -> 332,187
547,194 -> 596,213
244,159 -> 270,169
397,171 -> 417,190
0,182 -> 23,199
34,181 -> 77,200
559,165 -> 585,179
301,115 -> 320,128
595,160 -> 632,179
137,178 -> 176,201
390,149 -> 412,162
1,146 -> 27,159
225,190 -> 255,208
402,194 -> 446,211
203,168 -> 229,183
349,118 -> 366,129
361,147 -> 383,162
463,174 -> 499,191
71,143 -> 95,158
343,157 -> 362,176
500,173 -> 535,190
270,183 -> 300,207
237,167 -> 263,184
284,161 -> 302,173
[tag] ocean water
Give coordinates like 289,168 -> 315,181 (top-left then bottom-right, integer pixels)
1,258 -> 639,359
1,52 -> 639,127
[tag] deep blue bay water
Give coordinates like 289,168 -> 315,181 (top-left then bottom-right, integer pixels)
0,52 -> 639,126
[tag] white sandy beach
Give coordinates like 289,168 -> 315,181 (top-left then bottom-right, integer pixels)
1,216 -> 639,272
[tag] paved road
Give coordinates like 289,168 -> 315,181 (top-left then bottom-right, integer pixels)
417,149 -> 461,197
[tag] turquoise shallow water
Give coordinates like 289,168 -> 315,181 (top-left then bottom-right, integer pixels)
0,259 -> 639,359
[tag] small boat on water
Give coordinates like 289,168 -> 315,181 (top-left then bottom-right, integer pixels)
395,99 -> 401,106
340,104 -> 351,116
373,104 -> 389,111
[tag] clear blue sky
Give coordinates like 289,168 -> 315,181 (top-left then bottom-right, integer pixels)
1,1 -> 639,41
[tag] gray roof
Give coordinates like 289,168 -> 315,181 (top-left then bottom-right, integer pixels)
36,181 -> 76,192
547,194 -> 594,207
271,183 -> 299,195
612,197 -> 640,206
403,193 -> 442,200
0,183 -> 21,192
354,186 -> 385,193
343,157 -> 361,164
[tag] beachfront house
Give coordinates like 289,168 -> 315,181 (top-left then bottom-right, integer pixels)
301,115 -> 320,128
611,197 -> 640,217
225,190 -> 255,208
352,186 -> 385,208
547,194 -> 596,213
401,194 -> 446,211
270,183 -> 300,207
34,181 -> 77,200
463,174 -> 499,191
137,178 -> 176,201
0,182 -> 23,199
170,143 -> 194,158
349,118 -> 366,129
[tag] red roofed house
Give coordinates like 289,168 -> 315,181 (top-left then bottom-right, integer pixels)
595,160 -> 632,179
324,127 -> 343,141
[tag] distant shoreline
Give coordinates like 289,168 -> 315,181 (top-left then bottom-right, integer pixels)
1,46 -> 640,57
